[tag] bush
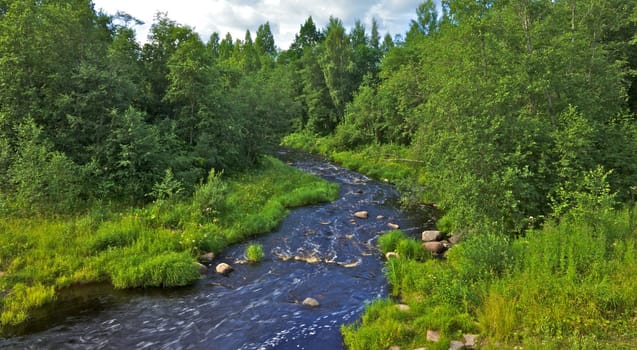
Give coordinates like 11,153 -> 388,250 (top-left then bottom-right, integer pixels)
245,243 -> 265,263
191,169 -> 227,221
378,230 -> 407,254
446,233 -> 514,282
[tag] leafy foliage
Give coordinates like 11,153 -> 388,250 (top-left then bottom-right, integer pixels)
245,244 -> 265,263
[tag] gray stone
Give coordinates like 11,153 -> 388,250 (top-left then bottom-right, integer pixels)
422,230 -> 442,242
302,297 -> 320,307
448,340 -> 465,350
426,330 -> 440,342
423,241 -> 445,254
215,262 -> 233,275
463,334 -> 479,349
354,211 -> 369,219
395,304 -> 410,312
448,234 -> 463,245
387,223 -> 400,230
385,252 -> 400,260
199,252 -> 215,263
195,262 -> 208,274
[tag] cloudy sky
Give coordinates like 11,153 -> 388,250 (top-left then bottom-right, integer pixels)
92,0 -> 429,50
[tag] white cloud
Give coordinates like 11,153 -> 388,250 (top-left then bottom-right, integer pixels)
92,0 -> 431,49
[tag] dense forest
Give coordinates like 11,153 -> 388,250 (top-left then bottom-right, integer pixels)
1,0 -> 637,348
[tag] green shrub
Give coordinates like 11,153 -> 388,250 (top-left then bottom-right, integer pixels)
378,230 -> 407,254
446,233 -> 514,282
245,243 -> 265,263
108,251 -> 199,288
191,169 -> 227,221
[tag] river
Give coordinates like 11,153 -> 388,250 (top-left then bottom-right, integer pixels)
0,150 -> 425,350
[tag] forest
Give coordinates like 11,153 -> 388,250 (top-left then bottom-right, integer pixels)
1,0 -> 637,348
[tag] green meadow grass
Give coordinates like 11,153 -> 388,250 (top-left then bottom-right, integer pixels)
283,131 -> 637,348
343,206 -> 637,349
0,156 -> 339,331
282,132 -> 416,184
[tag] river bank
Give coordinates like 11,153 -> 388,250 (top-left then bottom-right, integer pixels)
282,133 -> 637,349
0,151 -> 428,349
0,155 -> 338,335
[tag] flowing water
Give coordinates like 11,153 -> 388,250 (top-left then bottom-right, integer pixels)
1,150 -> 427,350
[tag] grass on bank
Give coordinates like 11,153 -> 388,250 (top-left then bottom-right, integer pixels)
342,203 -> 637,349
283,132 -> 637,349
282,132 -> 416,184
0,156 -> 339,330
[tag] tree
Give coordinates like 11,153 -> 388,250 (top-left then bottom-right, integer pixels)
319,17 -> 355,119
240,30 -> 261,72
164,33 -> 219,145
301,46 -> 338,135
255,22 -> 276,57
141,13 -> 198,119
289,16 -> 323,56
218,32 -> 235,61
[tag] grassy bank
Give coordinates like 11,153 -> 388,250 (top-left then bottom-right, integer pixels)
343,205 -> 637,349
282,132 -> 417,184
0,156 -> 339,331
283,133 -> 637,349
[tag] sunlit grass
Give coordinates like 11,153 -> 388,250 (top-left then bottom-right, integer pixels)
245,243 -> 265,263
0,156 -> 339,331
343,205 -> 637,349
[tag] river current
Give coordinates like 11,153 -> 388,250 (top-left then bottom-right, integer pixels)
1,150 -> 425,349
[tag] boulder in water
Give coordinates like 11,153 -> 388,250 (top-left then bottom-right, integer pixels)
199,252 -> 215,263
302,297 -> 320,308
354,211 -> 369,219
215,262 -> 233,275
387,223 -> 400,230
195,262 -> 208,274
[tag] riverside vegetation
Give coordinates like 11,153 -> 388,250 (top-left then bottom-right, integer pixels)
285,135 -> 637,349
281,0 -> 637,348
0,156 -> 338,329
2,0 -> 637,347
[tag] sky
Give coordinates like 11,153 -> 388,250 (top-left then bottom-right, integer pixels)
91,0 -> 428,50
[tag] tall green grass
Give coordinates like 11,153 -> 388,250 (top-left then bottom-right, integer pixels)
245,244 -> 265,263
0,156 -> 339,331
343,203 -> 637,349
282,132 -> 416,184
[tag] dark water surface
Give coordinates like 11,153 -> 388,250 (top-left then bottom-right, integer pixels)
1,150 -> 426,350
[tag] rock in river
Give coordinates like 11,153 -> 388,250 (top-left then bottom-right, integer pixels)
302,297 -> 320,308
354,211 -> 369,219
215,262 -> 234,275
